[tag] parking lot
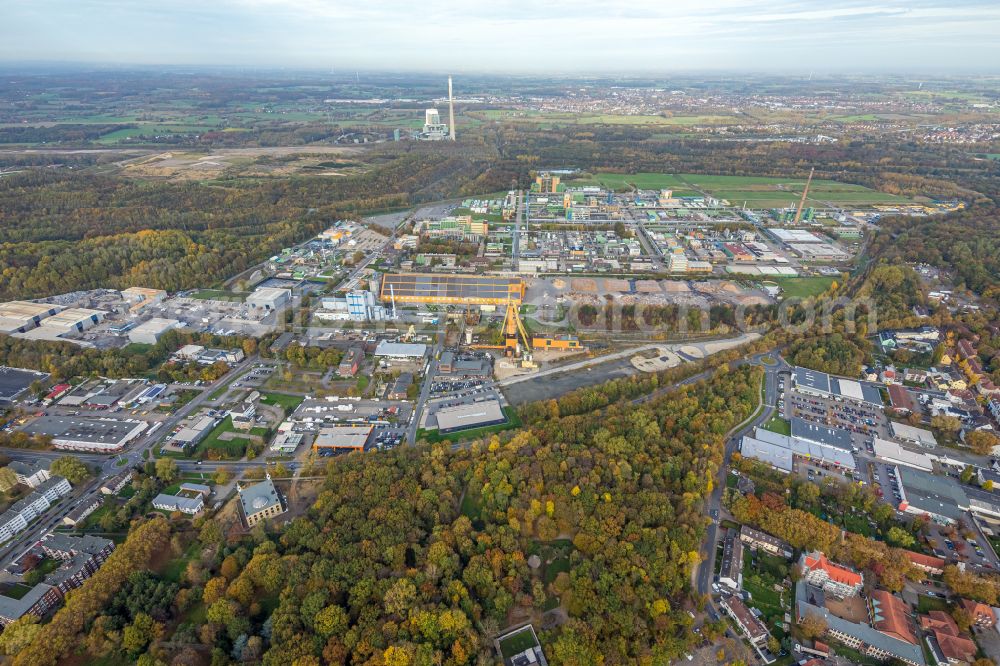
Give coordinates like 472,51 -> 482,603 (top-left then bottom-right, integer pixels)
784,389 -> 890,450
925,520 -> 999,571
422,386 -> 505,430
429,378 -> 489,396
291,398 -> 413,453
796,458 -> 859,485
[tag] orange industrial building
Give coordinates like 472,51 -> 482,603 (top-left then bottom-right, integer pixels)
379,274 -> 525,307
532,335 -> 583,350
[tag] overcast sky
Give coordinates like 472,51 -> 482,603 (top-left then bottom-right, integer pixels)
2,0 -> 998,73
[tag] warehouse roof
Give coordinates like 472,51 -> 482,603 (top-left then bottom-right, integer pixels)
314,425 -> 372,450
791,417 -> 854,451
39,308 -> 105,331
435,400 -> 506,432
380,273 -> 525,304
20,416 -> 144,446
890,422 -> 938,448
872,438 -> 934,471
130,318 -> 179,336
374,341 -> 427,358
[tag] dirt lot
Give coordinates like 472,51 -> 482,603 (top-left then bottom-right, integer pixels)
120,146 -> 364,180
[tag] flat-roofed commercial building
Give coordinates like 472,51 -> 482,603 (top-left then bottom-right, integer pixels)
34,308 -> 105,333
890,422 -> 938,448
792,367 -> 884,405
791,417 -> 855,451
436,400 -> 506,433
0,366 -> 48,404
740,426 -> 856,472
128,318 -> 180,344
380,273 -> 525,306
374,341 -> 428,359
246,287 -> 291,311
20,416 -> 147,452
313,425 -> 372,452
0,301 -> 64,334
872,438 -> 933,471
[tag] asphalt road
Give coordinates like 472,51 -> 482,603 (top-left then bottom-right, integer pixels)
407,322 -> 446,445
0,354 -> 260,568
694,354 -> 791,601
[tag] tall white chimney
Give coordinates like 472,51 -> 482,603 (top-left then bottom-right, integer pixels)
448,76 -> 456,141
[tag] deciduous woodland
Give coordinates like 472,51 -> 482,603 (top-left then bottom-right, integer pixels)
8,367 -> 761,665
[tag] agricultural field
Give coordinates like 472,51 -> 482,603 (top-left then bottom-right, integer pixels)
472,109 -> 738,127
567,172 -> 914,206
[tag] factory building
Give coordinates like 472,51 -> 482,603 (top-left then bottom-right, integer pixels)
379,274 -> 525,307
120,287 -> 167,313
435,400 -> 506,433
313,425 -> 372,453
422,108 -> 449,140
128,317 -> 180,345
0,301 -> 64,334
169,415 -> 218,451
34,308 -> 106,333
20,416 -> 147,452
246,287 -> 291,311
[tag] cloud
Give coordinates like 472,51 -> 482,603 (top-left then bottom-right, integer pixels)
0,0 -> 997,72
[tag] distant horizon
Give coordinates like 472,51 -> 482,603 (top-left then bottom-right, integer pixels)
0,61 -> 998,80
2,1 -> 1000,75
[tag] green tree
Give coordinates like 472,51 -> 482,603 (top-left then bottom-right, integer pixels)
886,526 -> 915,548
154,457 -> 178,483
122,612 -> 156,655
50,456 -> 91,484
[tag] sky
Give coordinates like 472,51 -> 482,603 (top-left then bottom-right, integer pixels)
2,0 -> 999,73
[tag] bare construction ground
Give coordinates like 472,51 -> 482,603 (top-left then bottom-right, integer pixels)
605,278 -> 631,292
635,280 -> 661,293
116,146 -> 365,180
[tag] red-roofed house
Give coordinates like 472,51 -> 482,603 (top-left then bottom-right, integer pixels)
957,339 -> 976,360
920,611 -> 977,664
868,590 -> 917,645
888,384 -> 915,414
959,599 -> 996,627
904,550 -> 945,576
800,551 -> 863,598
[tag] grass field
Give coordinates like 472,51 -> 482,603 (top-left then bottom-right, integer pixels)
192,416 -> 260,459
771,276 -> 836,299
498,627 -> 540,659
260,392 -> 304,413
761,415 -> 791,436
567,172 -> 911,205
916,594 -> 950,614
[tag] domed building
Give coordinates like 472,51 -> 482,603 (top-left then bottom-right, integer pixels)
237,475 -> 285,528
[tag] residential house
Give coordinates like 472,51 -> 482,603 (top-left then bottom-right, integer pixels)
800,551 -> 863,598
739,525 -> 793,559
719,530 -> 744,590
959,599 -> 996,628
